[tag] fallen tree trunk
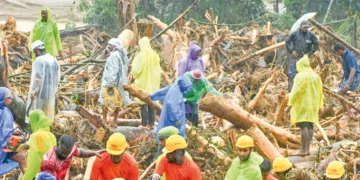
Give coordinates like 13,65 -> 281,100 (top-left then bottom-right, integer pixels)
323,88 -> 360,113
229,41 -> 286,65
148,15 -> 177,39
309,18 -> 360,56
274,93 -> 289,123
123,85 -> 162,113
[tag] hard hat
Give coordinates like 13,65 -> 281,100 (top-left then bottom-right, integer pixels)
158,126 -> 179,140
236,135 -> 254,148
31,40 -> 45,51
191,69 -> 203,80
162,135 -> 187,154
106,133 -> 128,155
272,157 -> 293,173
326,161 -> 345,179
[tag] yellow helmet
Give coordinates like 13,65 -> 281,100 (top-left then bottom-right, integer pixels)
272,157 -> 293,173
162,135 -> 187,154
106,133 -> 128,155
236,135 -> 254,148
326,161 -> 345,179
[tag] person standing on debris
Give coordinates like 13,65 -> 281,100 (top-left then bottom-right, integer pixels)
21,110 -> 56,180
285,20 -> 319,91
333,43 -> 360,94
183,69 -> 223,128
150,75 -> 192,139
90,133 -> 139,180
39,135 -> 104,180
151,135 -> 201,180
26,40 -> 60,123
131,37 -> 161,129
99,38 -> 132,127
288,55 -> 323,156
177,41 -> 205,77
325,161 -> 345,180
225,135 -> 264,180
0,87 -> 27,174
30,7 -> 62,60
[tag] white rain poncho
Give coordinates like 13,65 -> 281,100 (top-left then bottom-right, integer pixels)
98,46 -> 131,107
26,54 -> 60,123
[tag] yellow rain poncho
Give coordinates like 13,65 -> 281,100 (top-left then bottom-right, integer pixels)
30,7 -> 62,60
22,110 -> 56,180
288,55 -> 324,124
131,37 -> 161,103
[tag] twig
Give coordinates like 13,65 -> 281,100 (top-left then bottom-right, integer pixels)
323,88 -> 360,113
9,79 -> 29,88
183,14 -> 266,26
139,161 -> 156,180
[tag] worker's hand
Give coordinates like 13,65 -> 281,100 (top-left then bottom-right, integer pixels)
291,51 -> 298,58
16,142 -> 29,152
338,85 -> 349,95
150,174 -> 161,180
94,149 -> 106,158
30,93 -> 36,101
175,121 -> 181,126
128,74 -> 133,82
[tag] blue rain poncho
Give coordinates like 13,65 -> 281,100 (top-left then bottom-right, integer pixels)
0,87 -> 18,175
150,75 -> 193,139
26,53 -> 60,123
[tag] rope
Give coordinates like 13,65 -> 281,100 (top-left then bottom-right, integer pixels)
183,14 -> 267,26
103,87 -> 122,110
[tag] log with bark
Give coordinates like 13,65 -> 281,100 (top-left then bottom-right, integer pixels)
323,88 -> 360,113
274,93 -> 289,123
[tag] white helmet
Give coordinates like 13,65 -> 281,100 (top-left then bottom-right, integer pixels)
31,40 -> 45,51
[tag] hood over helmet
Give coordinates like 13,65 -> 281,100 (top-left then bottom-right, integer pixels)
296,55 -> 313,73
29,109 -> 53,132
177,75 -> 193,93
187,42 -> 202,60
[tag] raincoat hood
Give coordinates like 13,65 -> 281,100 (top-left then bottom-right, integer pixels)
139,37 -> 151,50
0,87 -> 15,166
0,87 -> 10,109
296,55 -> 313,73
29,109 -> 53,132
39,7 -> 52,23
178,75 -> 192,93
187,42 -> 202,60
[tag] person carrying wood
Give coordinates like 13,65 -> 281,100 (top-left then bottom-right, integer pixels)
225,135 -> 264,180
131,37 -> 161,129
29,7 -> 62,61
272,157 -> 317,180
288,54 -> 324,156
177,41 -> 205,77
325,161 -> 345,180
183,69 -> 223,128
90,133 -> 139,180
26,40 -> 60,124
99,38 -> 132,127
333,43 -> 360,94
39,135 -> 104,180
21,110 -> 56,180
285,20 -> 319,91
151,135 -> 201,180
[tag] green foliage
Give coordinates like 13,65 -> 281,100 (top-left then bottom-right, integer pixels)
65,22 -> 76,30
267,12 -> 296,31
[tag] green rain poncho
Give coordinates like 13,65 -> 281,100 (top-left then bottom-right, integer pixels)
225,152 -> 264,180
131,37 -> 161,103
183,72 -> 223,102
288,55 -> 324,125
22,110 -> 56,180
30,7 -> 62,60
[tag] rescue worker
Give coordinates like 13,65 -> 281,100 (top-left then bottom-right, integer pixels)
260,159 -> 278,180
285,20 -> 319,91
22,110 -> 56,180
333,43 -> 360,94
184,69 -> 223,128
30,7 -> 62,60
131,37 -> 161,129
272,157 -> 318,180
0,87 -> 27,174
177,41 -> 205,76
225,135 -> 264,180
39,135 -> 104,180
99,38 -> 131,127
288,55 -> 324,156
26,40 -> 60,123
151,135 -> 201,180
325,161 -> 345,180
90,133 -> 139,180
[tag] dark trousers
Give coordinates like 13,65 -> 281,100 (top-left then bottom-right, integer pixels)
287,57 -> 300,92
140,104 -> 155,126
186,102 -> 199,127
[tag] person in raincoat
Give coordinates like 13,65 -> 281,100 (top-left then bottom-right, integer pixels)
131,37 -> 161,129
225,135 -> 264,180
150,75 -> 193,139
0,87 -> 27,175
22,110 -> 56,180
177,41 -> 205,77
99,38 -> 131,127
288,55 -> 323,156
26,40 -> 60,123
184,69 -> 223,127
30,7 -> 62,60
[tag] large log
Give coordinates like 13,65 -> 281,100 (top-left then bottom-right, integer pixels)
248,68 -> 276,110
309,18 -> 360,56
123,85 -> 162,113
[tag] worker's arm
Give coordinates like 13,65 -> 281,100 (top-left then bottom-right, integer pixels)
285,32 -> 296,54
203,78 -> 223,96
30,61 -> 44,98
150,86 -> 171,101
340,68 -> 356,95
309,32 -> 319,56
79,148 -> 105,158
